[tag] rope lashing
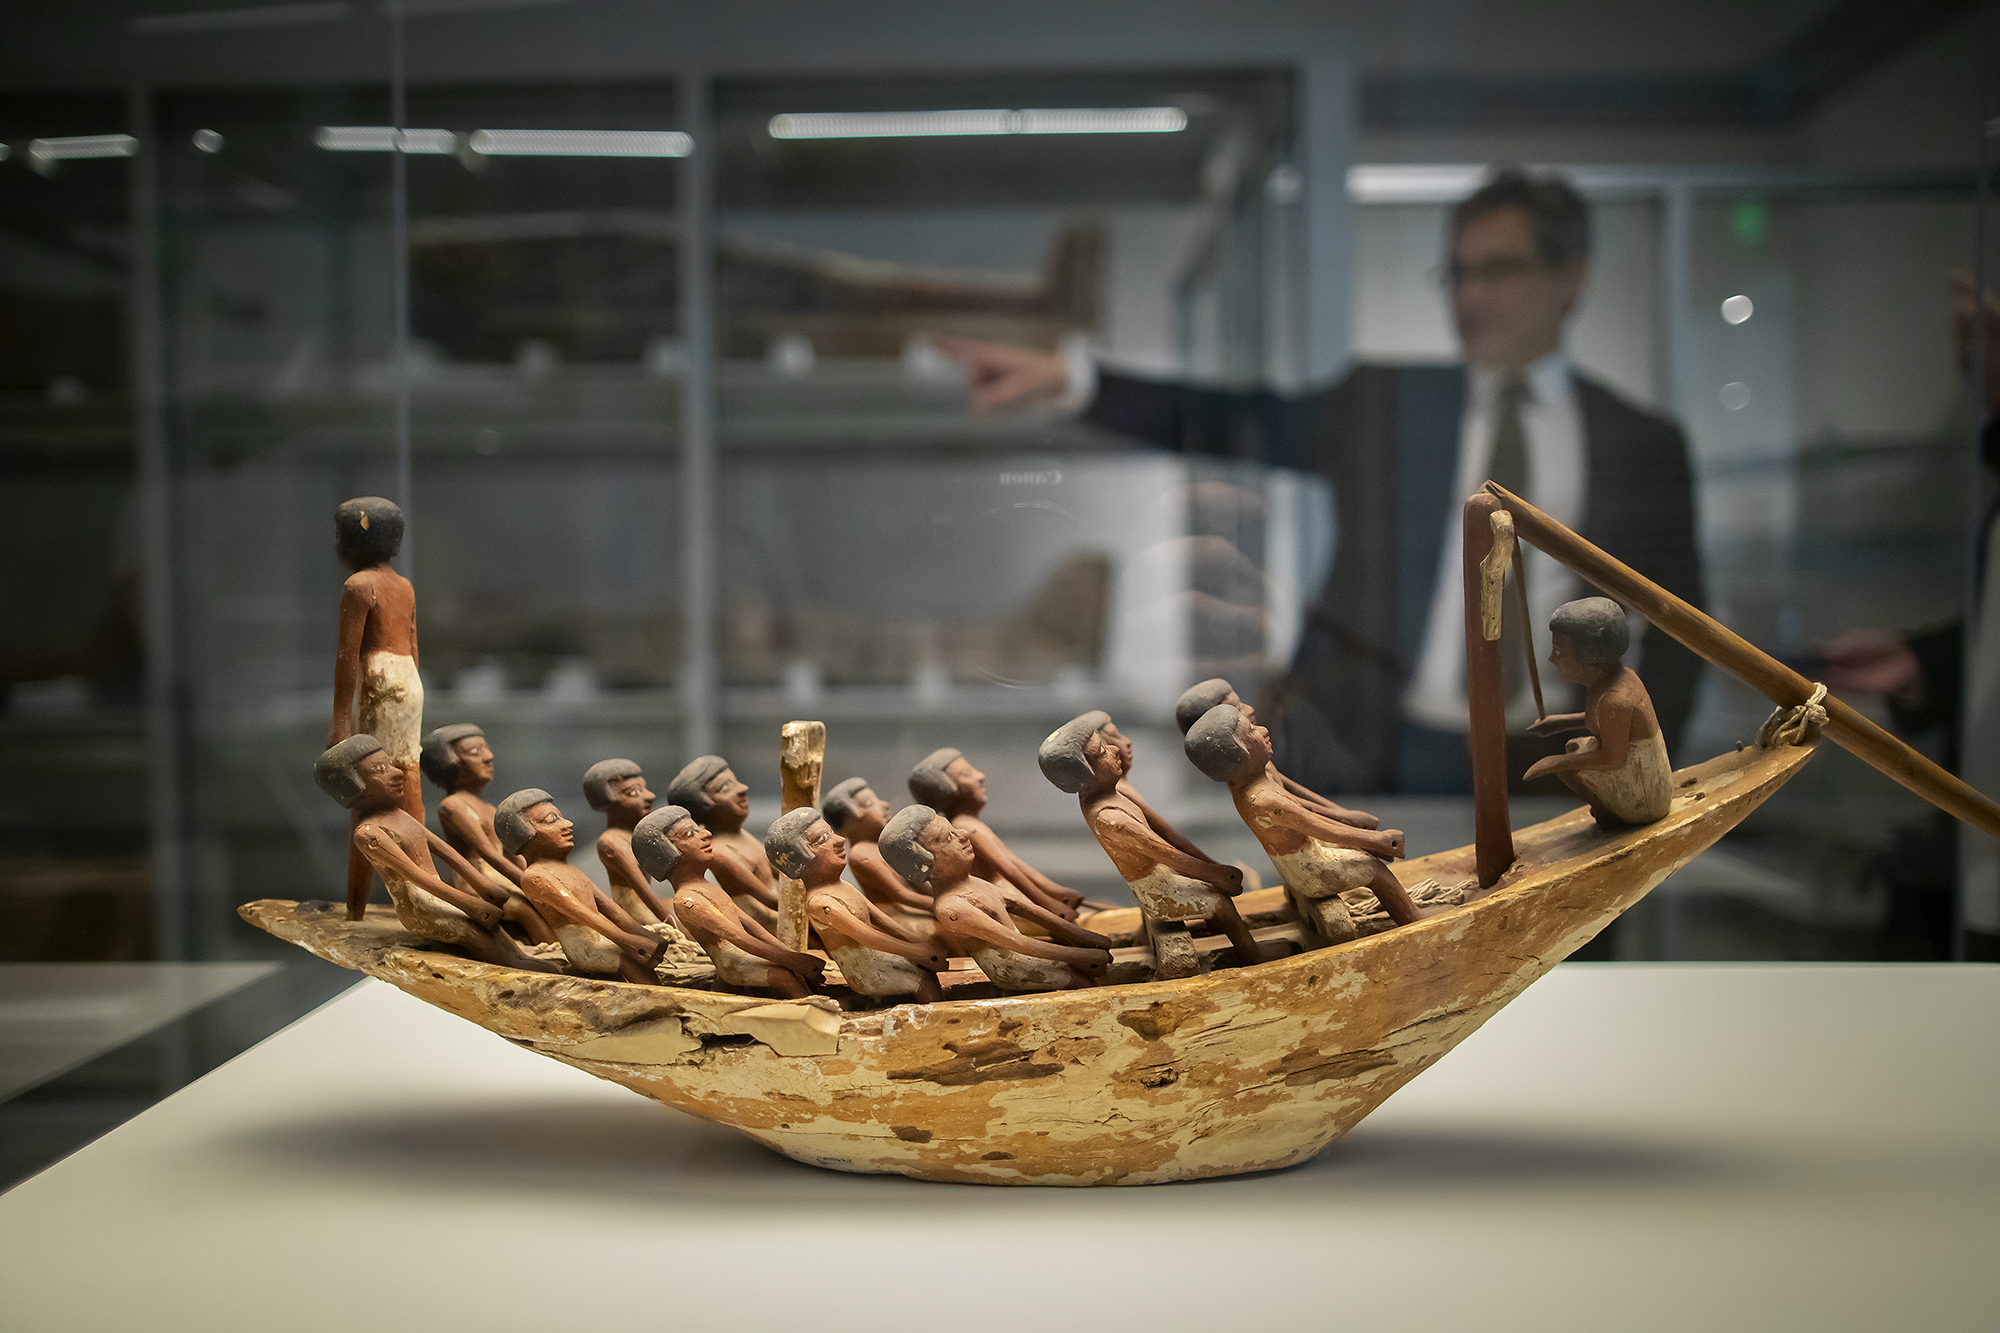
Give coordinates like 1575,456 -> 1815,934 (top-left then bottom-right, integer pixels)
1757,682 -> 1830,749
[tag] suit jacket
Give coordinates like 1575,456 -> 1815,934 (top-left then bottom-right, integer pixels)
1085,361 -> 1705,792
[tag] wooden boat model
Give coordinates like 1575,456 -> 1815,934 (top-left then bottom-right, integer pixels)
243,486 -> 2000,1186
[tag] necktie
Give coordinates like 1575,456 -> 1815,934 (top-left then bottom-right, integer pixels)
1489,376 -> 1531,713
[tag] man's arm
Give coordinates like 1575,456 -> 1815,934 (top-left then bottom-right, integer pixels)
353,826 -> 502,926
1274,770 -> 1378,828
1524,711 -> 1589,738
437,802 -> 525,887
1254,789 -> 1406,859
1122,786 -> 1218,863
940,901 -> 1109,969
598,837 -> 672,920
847,847 -> 936,913
1093,808 -> 1238,891
709,848 -> 780,908
809,898 -> 947,970
968,825 -> 1083,912
695,900 -> 825,980
327,582 -> 368,747
1526,701 -> 1634,780
421,828 -> 513,905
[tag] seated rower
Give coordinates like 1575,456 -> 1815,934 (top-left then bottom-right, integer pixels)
1184,705 -> 1421,945
880,805 -> 1111,993
667,755 -> 781,929
421,722 -> 559,946
1040,711 -> 1266,973
767,807 -> 947,1005
1175,679 -> 1378,830
908,747 -> 1083,920
1522,597 -> 1673,827
495,789 -> 666,985
313,735 -> 549,972
582,758 -> 674,926
821,777 -> 937,931
633,806 -> 826,998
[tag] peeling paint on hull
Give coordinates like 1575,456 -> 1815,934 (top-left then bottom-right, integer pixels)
242,743 -> 1813,1186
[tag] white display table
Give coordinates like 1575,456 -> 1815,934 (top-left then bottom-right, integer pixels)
3,965 -> 1995,1331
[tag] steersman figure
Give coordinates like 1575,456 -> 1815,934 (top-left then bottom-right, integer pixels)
313,734 -> 548,971
582,758 -> 674,925
766,807 -> 947,1005
1521,596 -> 1673,826
495,789 -> 666,985
1040,711 -> 1266,973
633,806 -> 826,998
327,496 -> 423,920
881,805 -> 1111,993
1185,703 -> 1422,945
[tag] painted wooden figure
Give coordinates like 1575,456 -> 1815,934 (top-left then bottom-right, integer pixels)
667,755 -> 781,929
1041,711 -> 1265,974
327,496 -> 423,920
1185,704 -> 1422,945
582,758 -> 674,925
1175,679 -> 1379,830
1522,596 -> 1673,826
313,734 -> 548,971
633,806 -> 826,998
821,777 -> 937,930
881,805 -> 1111,992
767,807 -> 947,1004
495,789 -> 666,985
420,722 -> 559,945
907,747 -> 1084,919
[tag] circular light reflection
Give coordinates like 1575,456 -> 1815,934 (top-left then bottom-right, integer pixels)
192,129 -> 224,153
1719,381 -> 1752,412
1721,294 -> 1753,324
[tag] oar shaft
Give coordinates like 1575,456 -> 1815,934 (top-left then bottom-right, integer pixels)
1487,482 -> 2000,844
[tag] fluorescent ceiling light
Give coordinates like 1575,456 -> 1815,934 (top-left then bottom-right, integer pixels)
131,2 -> 352,33
314,126 -> 457,153
768,107 -> 1188,140
28,135 -> 139,162
1345,165 -> 1486,203
468,129 -> 690,157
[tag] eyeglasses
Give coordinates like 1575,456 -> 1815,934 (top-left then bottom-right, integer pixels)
1433,256 -> 1549,289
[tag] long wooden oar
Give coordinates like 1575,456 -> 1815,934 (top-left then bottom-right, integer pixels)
1486,481 -> 2000,844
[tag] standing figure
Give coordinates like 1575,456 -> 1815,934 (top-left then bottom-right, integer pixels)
312,735 -> 548,972
582,758 -> 674,925
666,755 -> 781,929
1041,711 -> 1265,972
633,806 -> 825,998
494,789 -> 666,985
420,722 -> 559,946
880,805 -> 1111,993
767,808 -> 947,1005
821,777 -> 936,930
1175,680 -> 1378,830
907,747 -> 1084,919
1521,597 -> 1672,826
327,496 -> 423,920
1185,705 -> 1422,945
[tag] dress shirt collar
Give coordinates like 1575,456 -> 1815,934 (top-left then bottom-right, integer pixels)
1468,348 -> 1572,410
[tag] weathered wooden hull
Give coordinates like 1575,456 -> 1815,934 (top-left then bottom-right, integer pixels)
242,742 -> 1811,1185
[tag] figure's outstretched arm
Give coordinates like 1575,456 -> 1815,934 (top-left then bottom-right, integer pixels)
710,849 -> 780,908
811,899 -> 947,970
998,888 -> 1116,950
327,583 -> 368,747
1093,809 -> 1240,891
970,825 -> 1082,911
1527,700 -> 1634,780
848,849 -> 936,913
599,838 -> 671,920
1256,792 -> 1406,859
422,828 -> 514,905
1125,787 -> 1219,862
354,826 -> 501,926
438,802 -> 526,886
1526,711 -> 1589,738
1276,770 -> 1378,829
941,903 -> 1108,968
707,903 -> 826,979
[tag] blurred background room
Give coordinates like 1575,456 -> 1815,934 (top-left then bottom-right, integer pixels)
1,0 -> 1995,1183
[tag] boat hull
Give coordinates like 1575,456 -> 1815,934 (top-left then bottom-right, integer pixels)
243,742 -> 1811,1185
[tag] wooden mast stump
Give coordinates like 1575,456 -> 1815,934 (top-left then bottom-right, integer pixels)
1464,492 -> 1517,887
775,720 -> 826,951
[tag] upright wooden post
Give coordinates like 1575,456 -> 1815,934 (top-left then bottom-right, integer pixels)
774,720 -> 826,950
1464,492 -> 1516,886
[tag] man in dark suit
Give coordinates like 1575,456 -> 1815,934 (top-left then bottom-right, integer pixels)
943,168 -> 1702,795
